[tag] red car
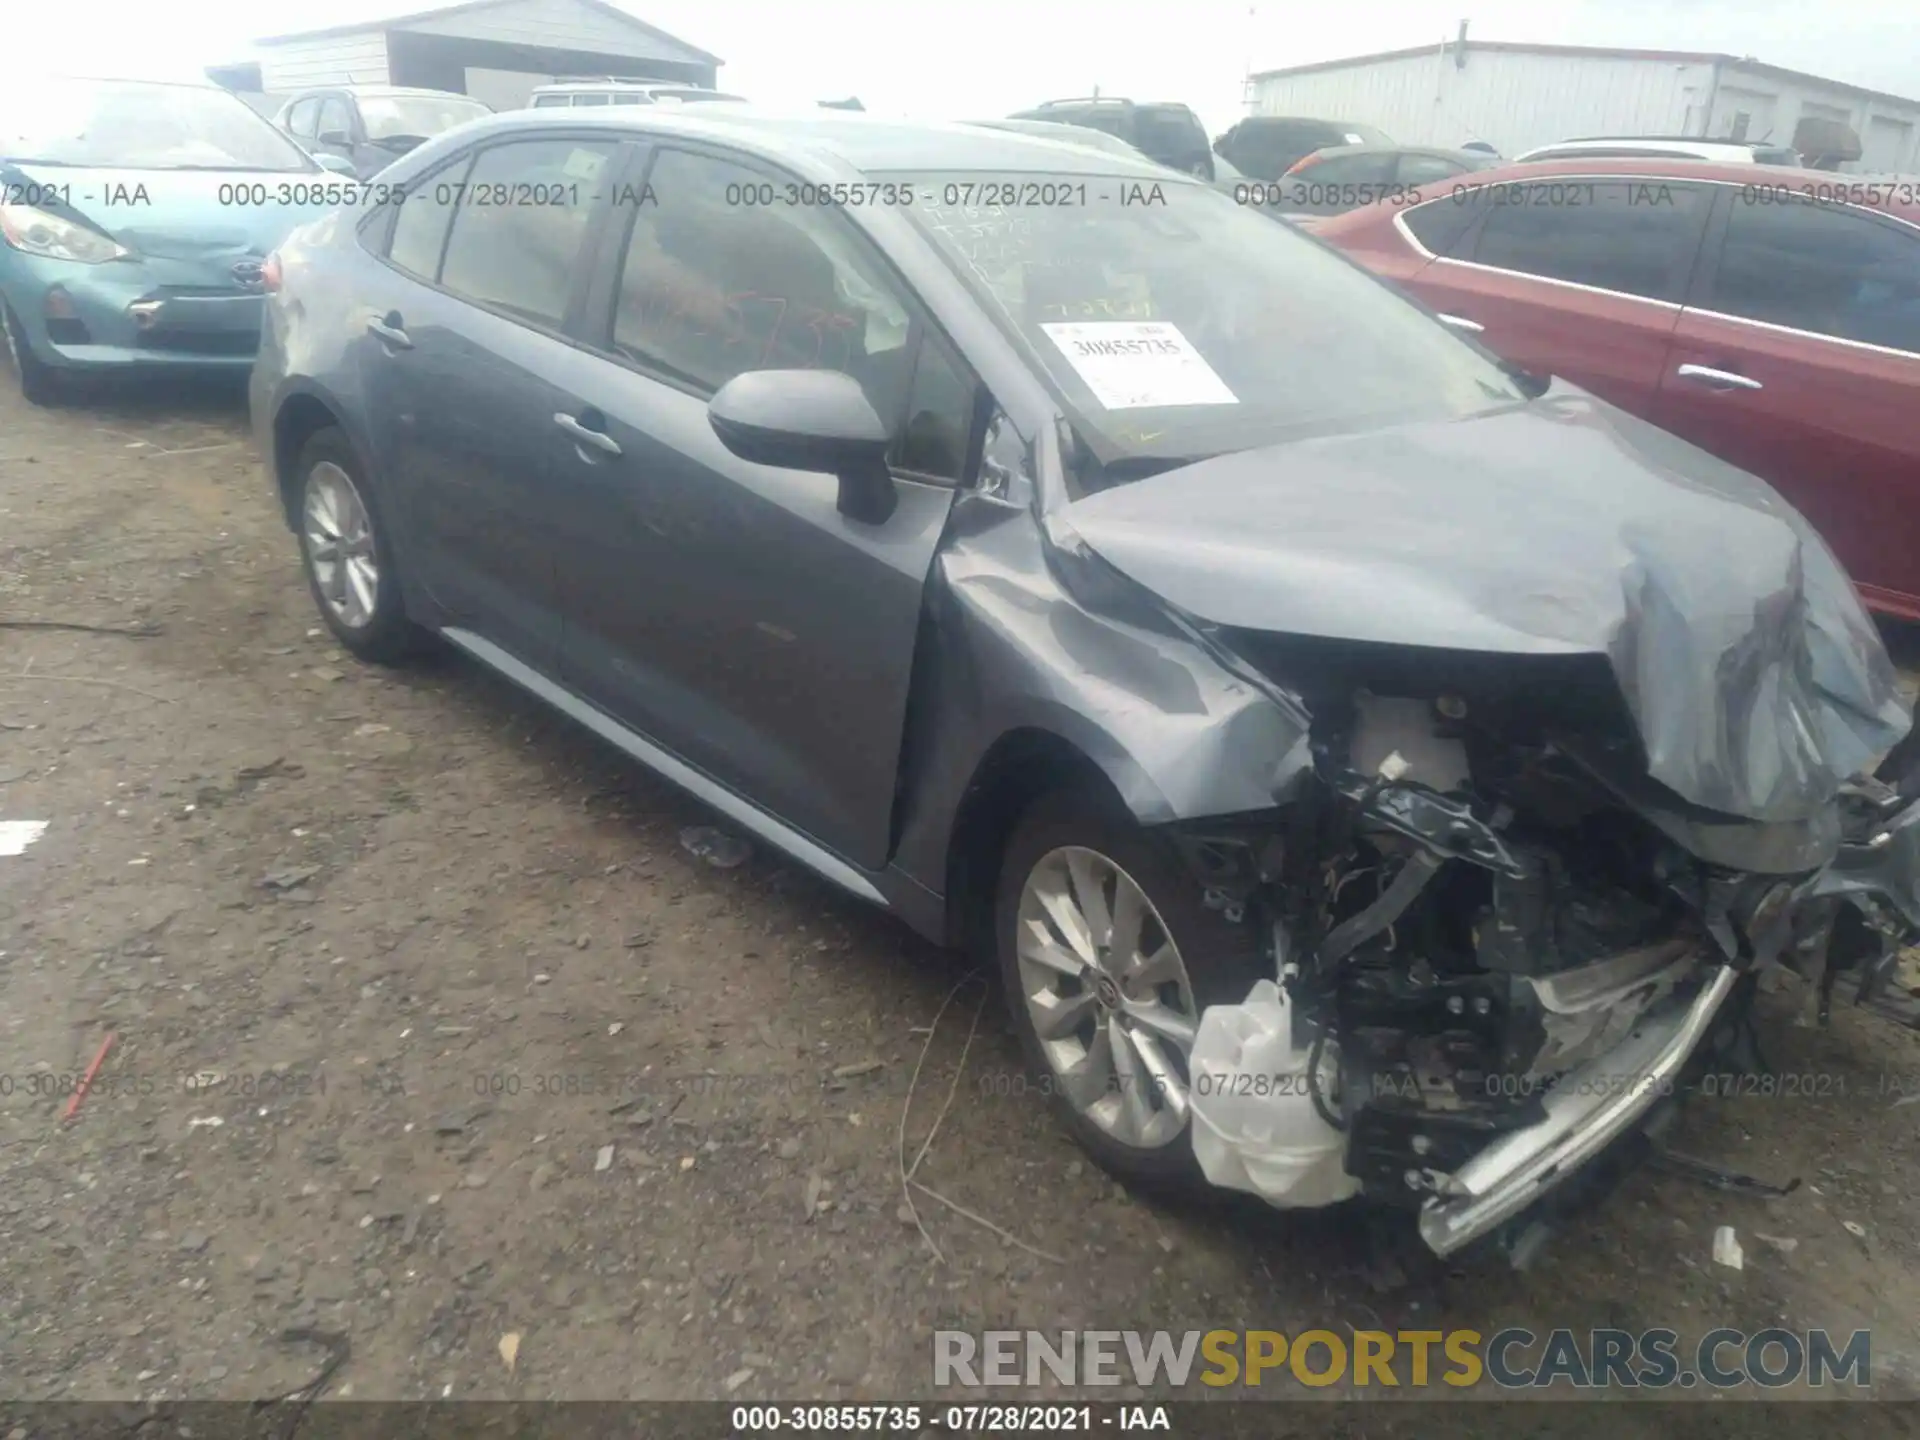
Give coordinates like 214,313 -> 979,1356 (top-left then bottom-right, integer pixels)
1314,158 -> 1920,618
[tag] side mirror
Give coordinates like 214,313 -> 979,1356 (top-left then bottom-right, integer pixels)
708,369 -> 897,524
314,152 -> 357,176
319,129 -> 354,148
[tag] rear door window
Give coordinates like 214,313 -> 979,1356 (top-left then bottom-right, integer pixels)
386,155 -> 472,278
1301,151 -> 1395,184
1401,190 -> 1484,255
573,93 -> 612,107
284,97 -> 319,138
1705,194 -> 1920,354
1396,152 -> 1468,185
1134,106 -> 1205,159
1467,180 -> 1709,302
530,94 -> 570,108
436,138 -> 619,328
316,96 -> 354,141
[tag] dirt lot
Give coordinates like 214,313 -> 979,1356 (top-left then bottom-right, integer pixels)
6,372 -> 1920,1411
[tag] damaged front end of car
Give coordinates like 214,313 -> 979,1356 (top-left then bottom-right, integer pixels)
1162,651 -> 1920,1261
1021,400 -> 1920,1262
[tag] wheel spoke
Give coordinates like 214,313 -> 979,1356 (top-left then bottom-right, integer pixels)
1032,986 -> 1098,1041
1033,882 -> 1097,968
346,557 -> 378,621
1124,999 -> 1197,1051
1056,1024 -> 1115,1112
1109,1016 -> 1157,1143
1065,850 -> 1113,956
1123,942 -> 1183,992
1018,916 -> 1089,979
1125,1026 -> 1189,1124
1108,879 -> 1146,968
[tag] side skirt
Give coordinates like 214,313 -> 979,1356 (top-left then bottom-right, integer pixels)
440,626 -> 889,909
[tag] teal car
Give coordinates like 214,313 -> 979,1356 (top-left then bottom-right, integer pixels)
0,75 -> 353,403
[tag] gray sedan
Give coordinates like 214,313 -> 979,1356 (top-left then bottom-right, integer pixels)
251,108 -> 1920,1260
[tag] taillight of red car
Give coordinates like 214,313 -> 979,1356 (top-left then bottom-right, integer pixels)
261,252 -> 282,294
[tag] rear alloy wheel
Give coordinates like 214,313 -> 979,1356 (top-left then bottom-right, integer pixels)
2,302 -> 64,406
294,428 -> 422,663
995,790 -> 1266,1187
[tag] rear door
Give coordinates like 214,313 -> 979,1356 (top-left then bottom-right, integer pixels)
361,133 -> 629,670
545,142 -> 977,869
1400,177 -> 1712,412
1652,190 -> 1920,612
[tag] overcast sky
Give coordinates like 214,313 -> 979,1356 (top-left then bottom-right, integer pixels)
12,0 -> 1918,136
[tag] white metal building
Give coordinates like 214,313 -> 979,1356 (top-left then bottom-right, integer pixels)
209,0 -> 721,111
1248,40 -> 1920,173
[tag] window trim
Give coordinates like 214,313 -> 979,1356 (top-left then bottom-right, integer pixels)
367,134 -> 636,346
1682,185 -> 1920,360
581,138 -> 986,487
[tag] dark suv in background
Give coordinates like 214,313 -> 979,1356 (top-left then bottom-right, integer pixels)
1008,97 -> 1214,177
1214,115 -> 1393,180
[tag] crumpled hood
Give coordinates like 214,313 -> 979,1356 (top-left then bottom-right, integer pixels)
1060,392 -> 1910,824
7,163 -> 335,277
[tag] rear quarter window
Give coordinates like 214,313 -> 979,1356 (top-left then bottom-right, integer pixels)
1401,191 -> 1483,255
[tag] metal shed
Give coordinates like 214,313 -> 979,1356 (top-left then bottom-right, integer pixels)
1248,39 -> 1920,173
231,0 -> 721,111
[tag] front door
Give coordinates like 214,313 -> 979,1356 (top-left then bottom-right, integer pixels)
547,144 -> 979,869
1651,190 -> 1920,614
365,134 -> 627,670
1402,177 -> 1712,414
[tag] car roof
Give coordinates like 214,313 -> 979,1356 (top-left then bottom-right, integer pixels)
422,107 -> 1180,179
1232,116 -> 1368,129
1305,143 -> 1491,161
1516,137 -> 1789,157
1422,154 -> 1920,221
300,85 -> 483,98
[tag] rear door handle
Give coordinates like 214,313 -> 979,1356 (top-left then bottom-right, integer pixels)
554,411 -> 621,456
1676,363 -> 1762,392
366,312 -> 412,350
1438,313 -> 1485,333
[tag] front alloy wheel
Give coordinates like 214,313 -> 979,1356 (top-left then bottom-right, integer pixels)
995,789 -> 1265,1187
1015,846 -> 1200,1150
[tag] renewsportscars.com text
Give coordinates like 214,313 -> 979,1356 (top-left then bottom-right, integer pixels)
933,1328 -> 1870,1390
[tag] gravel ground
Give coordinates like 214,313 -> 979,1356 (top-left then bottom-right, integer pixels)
5,372 -> 1920,1411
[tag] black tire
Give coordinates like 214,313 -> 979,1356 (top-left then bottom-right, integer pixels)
993,787 -> 1267,1189
3,302 -> 64,406
291,427 -> 425,663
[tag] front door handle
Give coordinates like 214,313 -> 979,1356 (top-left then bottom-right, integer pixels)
1438,313 -> 1485,333
554,411 -> 621,456
1676,363 -> 1762,392
366,312 -> 412,350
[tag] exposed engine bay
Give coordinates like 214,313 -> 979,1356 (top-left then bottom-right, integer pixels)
1167,637 -> 1920,1260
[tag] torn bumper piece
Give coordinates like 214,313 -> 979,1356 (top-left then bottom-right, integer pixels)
1415,965 -> 1735,1257
1188,965 -> 1738,1257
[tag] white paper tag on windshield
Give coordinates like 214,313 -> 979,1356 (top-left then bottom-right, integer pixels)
1040,322 -> 1238,411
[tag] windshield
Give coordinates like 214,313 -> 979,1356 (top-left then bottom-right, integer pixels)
0,76 -> 314,172
895,172 -> 1526,472
358,92 -> 489,141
